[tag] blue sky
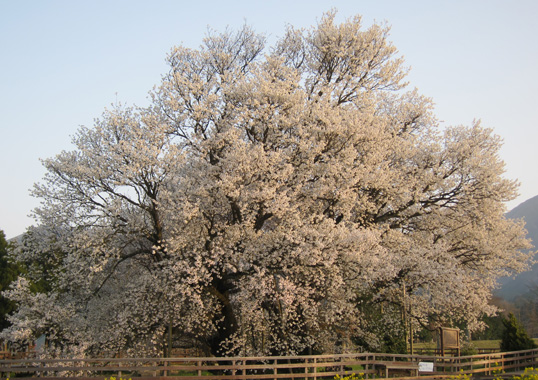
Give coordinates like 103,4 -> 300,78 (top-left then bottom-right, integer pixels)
1,0 -> 537,239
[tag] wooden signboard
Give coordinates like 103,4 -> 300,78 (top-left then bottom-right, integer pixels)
438,327 -> 460,356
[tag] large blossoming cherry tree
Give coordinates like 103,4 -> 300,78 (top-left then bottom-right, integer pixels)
3,12 -> 532,357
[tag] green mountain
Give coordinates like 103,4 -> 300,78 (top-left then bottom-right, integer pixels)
495,195 -> 538,300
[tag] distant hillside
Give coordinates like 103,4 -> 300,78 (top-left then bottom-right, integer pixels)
7,234 -> 23,245
495,195 -> 538,300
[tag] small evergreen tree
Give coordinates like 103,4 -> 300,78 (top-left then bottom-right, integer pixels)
500,313 -> 537,352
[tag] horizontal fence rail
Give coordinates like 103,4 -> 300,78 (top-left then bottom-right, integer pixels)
2,349 -> 538,380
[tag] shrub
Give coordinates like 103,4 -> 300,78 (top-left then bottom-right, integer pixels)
334,373 -> 365,380
460,341 -> 478,356
514,367 -> 538,380
501,313 -> 537,352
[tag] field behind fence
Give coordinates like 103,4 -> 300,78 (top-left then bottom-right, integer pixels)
2,349 -> 538,380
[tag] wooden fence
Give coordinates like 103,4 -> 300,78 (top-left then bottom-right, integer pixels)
2,349 -> 538,380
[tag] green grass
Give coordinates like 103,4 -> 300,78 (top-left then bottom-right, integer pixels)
472,340 -> 501,349
416,339 -> 538,350
415,340 -> 501,350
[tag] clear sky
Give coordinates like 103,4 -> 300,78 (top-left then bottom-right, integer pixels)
1,0 -> 537,239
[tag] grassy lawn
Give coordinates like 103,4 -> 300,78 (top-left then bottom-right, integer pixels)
416,339 -> 538,350
471,340 -> 501,349
415,340 -> 501,349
